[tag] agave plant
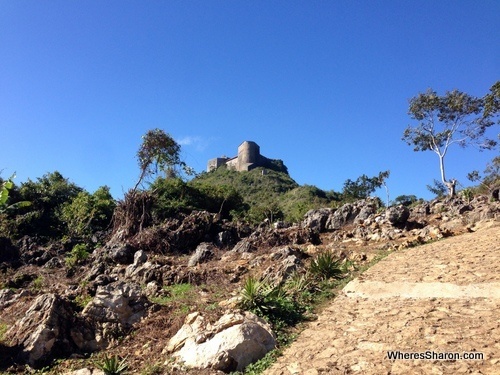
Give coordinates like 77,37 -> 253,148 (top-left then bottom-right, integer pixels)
95,355 -> 129,375
309,251 -> 343,280
240,277 -> 286,313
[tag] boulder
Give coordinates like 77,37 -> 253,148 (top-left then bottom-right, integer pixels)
354,203 -> 377,224
108,243 -> 136,264
302,208 -> 334,232
166,311 -> 276,372
216,230 -> 235,248
188,242 -> 215,267
125,250 -> 162,284
232,239 -> 256,253
5,294 -> 96,368
385,205 -> 410,226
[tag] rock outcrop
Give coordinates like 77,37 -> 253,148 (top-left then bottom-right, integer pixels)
166,311 -> 276,372
5,294 -> 96,368
82,281 -> 150,348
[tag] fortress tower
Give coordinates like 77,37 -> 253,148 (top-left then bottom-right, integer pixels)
237,141 -> 260,171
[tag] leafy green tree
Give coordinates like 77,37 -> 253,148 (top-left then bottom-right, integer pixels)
483,81 -> 500,121
342,171 -> 390,201
134,128 -> 184,191
0,176 -> 14,210
393,194 -> 419,207
402,88 -> 497,197
426,179 -> 448,199
0,174 -> 30,213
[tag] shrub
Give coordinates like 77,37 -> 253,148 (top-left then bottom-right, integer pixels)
32,275 -> 44,291
4,171 -> 82,240
460,188 -> 474,204
62,186 -> 115,238
65,243 -> 90,269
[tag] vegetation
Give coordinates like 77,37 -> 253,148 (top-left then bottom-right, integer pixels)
65,244 -> 91,269
392,194 -> 420,207
239,276 -> 305,332
61,186 -> 115,238
151,283 -> 198,314
426,179 -> 448,199
467,156 -> 500,200
0,171 -> 115,246
483,81 -> 500,123
239,250 -> 345,345
94,354 -> 129,375
193,166 -> 342,223
402,86 -> 497,197
341,170 -> 390,203
0,322 -> 8,342
134,128 -> 193,191
309,251 -> 344,281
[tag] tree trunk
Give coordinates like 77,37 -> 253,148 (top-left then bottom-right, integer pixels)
445,179 -> 457,197
439,155 -> 456,197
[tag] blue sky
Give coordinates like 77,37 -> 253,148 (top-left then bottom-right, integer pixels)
1,1 -> 498,201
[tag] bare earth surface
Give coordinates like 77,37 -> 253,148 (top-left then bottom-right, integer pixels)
264,223 -> 500,375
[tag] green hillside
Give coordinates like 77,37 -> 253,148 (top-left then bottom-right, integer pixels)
191,166 -> 339,223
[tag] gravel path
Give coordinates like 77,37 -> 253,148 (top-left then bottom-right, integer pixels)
264,223 -> 500,375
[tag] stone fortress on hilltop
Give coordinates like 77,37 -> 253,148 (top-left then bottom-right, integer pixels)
207,141 -> 288,174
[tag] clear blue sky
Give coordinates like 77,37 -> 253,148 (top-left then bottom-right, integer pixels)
1,1 -> 499,201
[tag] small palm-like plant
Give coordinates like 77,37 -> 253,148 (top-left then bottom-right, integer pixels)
240,277 -> 286,313
309,251 -> 343,280
95,355 -> 129,375
239,276 -> 304,326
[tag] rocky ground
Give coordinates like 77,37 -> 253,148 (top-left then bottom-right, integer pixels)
0,195 -> 498,374
264,221 -> 500,375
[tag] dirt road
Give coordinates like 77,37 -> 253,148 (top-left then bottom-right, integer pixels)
264,223 -> 500,375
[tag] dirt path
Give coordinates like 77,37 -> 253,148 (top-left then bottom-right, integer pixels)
264,223 -> 500,375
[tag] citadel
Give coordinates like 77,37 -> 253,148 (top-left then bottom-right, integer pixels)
207,141 -> 287,174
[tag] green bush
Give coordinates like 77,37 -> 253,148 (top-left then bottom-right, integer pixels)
5,171 -> 83,240
61,186 -> 115,238
65,243 -> 90,269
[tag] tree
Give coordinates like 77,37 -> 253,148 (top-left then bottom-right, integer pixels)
342,170 -> 390,202
393,194 -> 419,207
0,174 -> 31,214
402,88 -> 497,197
483,81 -> 500,121
134,128 -> 182,192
